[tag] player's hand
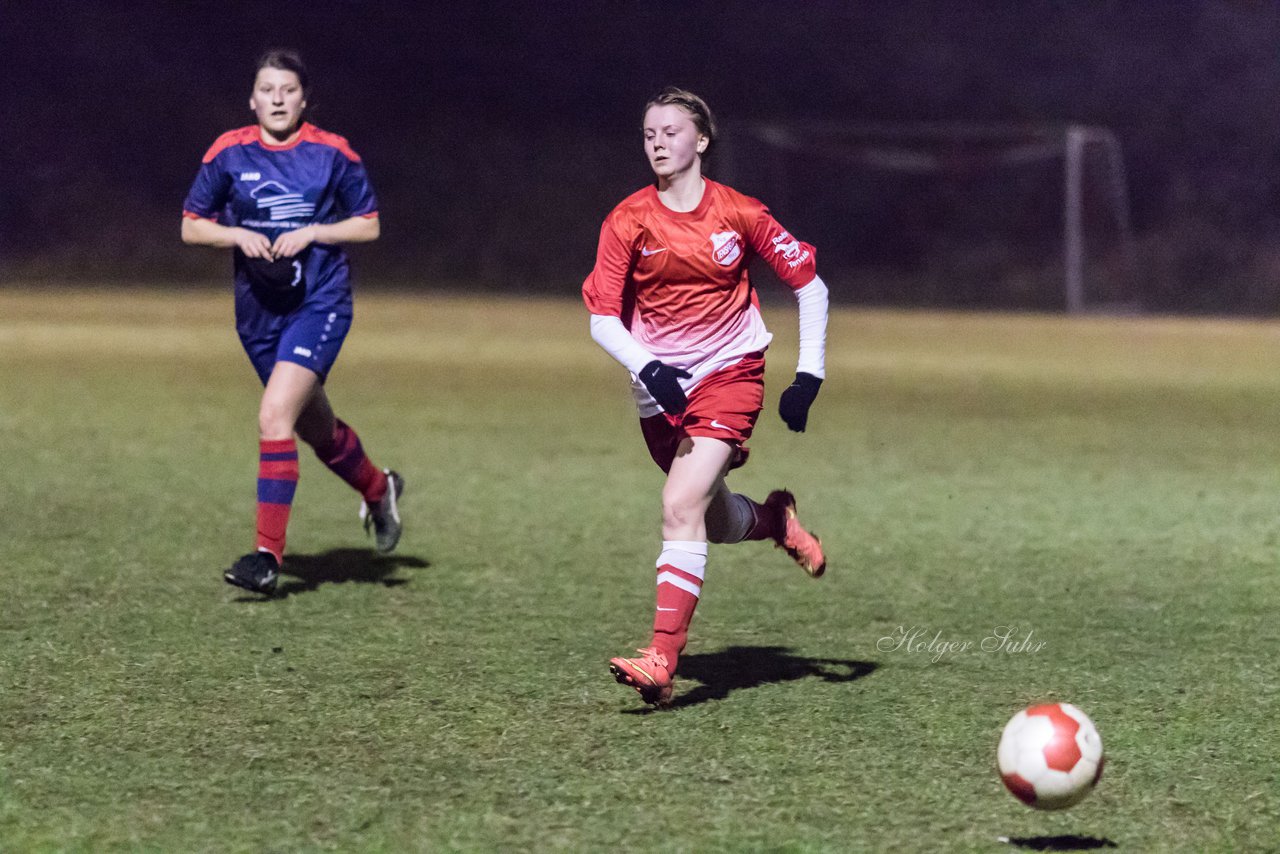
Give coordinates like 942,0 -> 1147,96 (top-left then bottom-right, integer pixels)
639,360 -> 692,415
778,372 -> 822,432
272,226 -> 317,259
234,228 -> 273,259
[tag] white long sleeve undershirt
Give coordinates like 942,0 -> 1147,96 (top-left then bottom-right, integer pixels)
589,314 -> 657,376
589,273 -> 829,379
794,275 -> 829,379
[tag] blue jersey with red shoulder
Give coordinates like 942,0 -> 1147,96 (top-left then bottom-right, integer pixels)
183,122 -> 378,309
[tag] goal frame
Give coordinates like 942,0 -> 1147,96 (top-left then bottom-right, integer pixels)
729,122 -> 1134,313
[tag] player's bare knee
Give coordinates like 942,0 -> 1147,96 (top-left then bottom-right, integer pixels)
257,403 -> 295,440
662,495 -> 703,532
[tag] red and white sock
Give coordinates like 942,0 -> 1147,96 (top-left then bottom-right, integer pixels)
650,540 -> 708,670
255,438 -> 299,563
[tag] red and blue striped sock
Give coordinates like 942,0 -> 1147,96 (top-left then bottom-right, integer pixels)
313,419 -> 386,505
256,438 -> 299,563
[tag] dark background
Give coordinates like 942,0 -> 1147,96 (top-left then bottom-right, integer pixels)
5,0 -> 1280,312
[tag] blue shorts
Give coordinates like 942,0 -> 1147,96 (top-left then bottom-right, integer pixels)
235,291 -> 353,385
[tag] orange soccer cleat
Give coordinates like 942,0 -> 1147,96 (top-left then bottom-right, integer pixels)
609,646 -> 674,707
765,490 -> 827,578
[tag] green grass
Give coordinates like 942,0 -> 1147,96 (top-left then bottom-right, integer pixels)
2,287 -> 1278,851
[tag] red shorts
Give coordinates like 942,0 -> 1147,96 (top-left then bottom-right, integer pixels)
639,352 -> 766,473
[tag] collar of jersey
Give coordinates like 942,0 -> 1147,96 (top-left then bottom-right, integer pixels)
647,179 -> 715,220
256,122 -> 318,152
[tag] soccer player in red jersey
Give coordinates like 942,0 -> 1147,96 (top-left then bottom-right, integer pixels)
583,88 -> 830,706
181,50 -> 403,595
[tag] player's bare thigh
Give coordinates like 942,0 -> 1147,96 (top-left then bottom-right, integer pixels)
259,361 -> 322,440
662,436 -> 735,540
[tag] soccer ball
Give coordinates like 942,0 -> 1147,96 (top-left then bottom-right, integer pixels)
997,702 -> 1104,810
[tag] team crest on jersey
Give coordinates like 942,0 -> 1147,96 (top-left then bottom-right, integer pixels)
709,230 -> 743,266
251,180 -> 315,221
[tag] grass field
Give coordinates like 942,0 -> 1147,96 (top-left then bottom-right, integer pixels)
2,286 -> 1279,852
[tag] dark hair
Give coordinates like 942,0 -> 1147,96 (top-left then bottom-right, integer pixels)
644,87 -> 717,155
255,48 -> 309,96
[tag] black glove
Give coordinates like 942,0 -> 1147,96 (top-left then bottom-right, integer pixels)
639,360 -> 692,414
778,372 -> 823,432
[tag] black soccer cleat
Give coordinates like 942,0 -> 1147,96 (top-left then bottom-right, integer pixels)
224,550 -> 280,595
359,469 -> 404,554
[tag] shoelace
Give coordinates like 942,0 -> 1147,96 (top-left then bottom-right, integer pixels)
631,648 -> 668,668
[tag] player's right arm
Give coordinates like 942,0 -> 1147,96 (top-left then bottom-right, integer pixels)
181,215 -> 273,258
583,216 -> 650,370
582,214 -> 689,414
180,137 -> 273,258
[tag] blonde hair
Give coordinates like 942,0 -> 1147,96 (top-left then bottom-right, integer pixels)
644,87 -> 717,155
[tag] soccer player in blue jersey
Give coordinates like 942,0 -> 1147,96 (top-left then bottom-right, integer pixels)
182,49 -> 402,595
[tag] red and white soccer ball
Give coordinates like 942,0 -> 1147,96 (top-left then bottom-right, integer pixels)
997,702 -> 1104,810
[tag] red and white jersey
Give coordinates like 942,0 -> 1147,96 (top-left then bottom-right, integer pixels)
583,179 -> 817,400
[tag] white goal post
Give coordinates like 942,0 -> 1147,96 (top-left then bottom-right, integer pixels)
733,122 -> 1135,313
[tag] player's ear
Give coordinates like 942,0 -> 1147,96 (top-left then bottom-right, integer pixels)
696,135 -> 708,154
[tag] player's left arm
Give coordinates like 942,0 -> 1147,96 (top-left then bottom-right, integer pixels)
746,205 -> 828,432
779,275 -> 828,432
273,147 -> 380,258
272,215 -> 380,258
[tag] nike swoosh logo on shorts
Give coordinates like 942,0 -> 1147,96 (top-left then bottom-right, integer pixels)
656,606 -> 678,612
710,420 -> 731,430
641,246 -> 668,256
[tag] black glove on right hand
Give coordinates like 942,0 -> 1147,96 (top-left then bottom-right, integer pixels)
639,360 -> 692,415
